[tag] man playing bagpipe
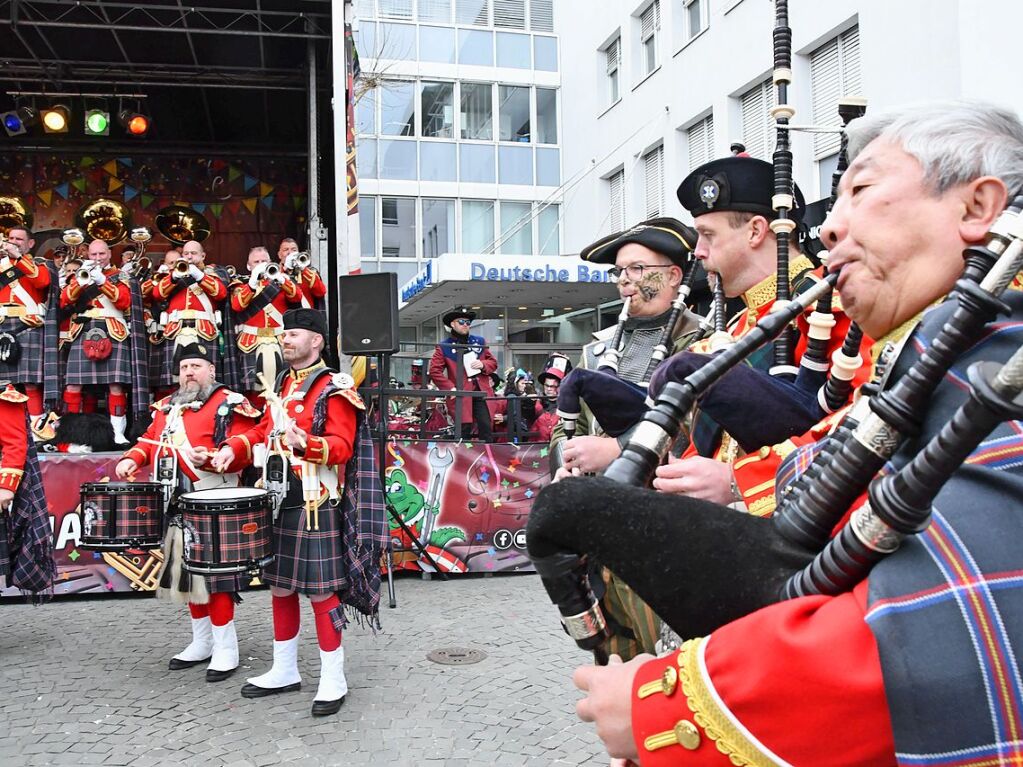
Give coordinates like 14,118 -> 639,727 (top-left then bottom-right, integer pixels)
0,381 -> 55,600
60,238 -> 149,445
0,226 -> 60,442
535,100 -> 1023,766
211,307 -> 386,717
115,342 -> 260,682
277,238 -> 326,311
230,246 -> 304,408
549,218 -> 704,660
147,239 -> 227,399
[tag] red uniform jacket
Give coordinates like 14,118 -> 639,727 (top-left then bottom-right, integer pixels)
428,335 -> 499,425
294,268 -> 326,308
151,268 -> 227,342
230,277 -> 303,353
0,254 -> 50,326
122,387 -> 260,482
224,362 -> 362,498
60,267 -> 131,342
0,386 -> 29,493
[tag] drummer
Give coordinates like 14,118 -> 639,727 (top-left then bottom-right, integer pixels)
115,342 -> 261,683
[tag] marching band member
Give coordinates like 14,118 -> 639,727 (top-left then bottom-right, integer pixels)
115,342 -> 260,682
148,240 -> 226,399
429,307 -> 499,441
230,246 -> 303,408
0,381 -> 54,599
277,238 -> 326,310
60,239 -> 149,445
212,307 -> 379,717
0,226 -> 58,440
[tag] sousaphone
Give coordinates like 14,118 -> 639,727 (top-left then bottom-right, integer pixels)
75,198 -> 132,245
155,205 -> 211,246
0,196 -> 33,237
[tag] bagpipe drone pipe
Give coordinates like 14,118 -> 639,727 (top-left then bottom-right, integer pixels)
526,194 -> 1023,661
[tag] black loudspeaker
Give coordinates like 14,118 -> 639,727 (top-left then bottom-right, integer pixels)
338,272 -> 399,354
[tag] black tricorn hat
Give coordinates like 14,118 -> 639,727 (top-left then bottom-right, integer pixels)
442,306 -> 476,327
677,156 -> 806,220
580,217 -> 697,266
282,307 -> 327,338
173,342 -> 215,367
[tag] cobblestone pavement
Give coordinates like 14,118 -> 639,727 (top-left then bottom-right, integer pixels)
0,574 -> 609,766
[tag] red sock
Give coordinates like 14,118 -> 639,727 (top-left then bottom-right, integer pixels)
24,386 -> 43,416
188,602 -> 210,619
108,391 -> 128,417
82,394 -> 97,414
272,592 -> 301,641
63,390 -> 83,414
208,592 -> 235,626
312,594 -> 342,652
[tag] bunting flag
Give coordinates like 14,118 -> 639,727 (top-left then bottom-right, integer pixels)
243,175 -> 258,192
211,160 -> 227,172
173,200 -> 189,209
37,189 -> 53,207
118,157 -> 133,167
192,203 -> 207,214
70,178 -> 86,194
54,183 -> 70,199
228,166 -> 242,182
292,195 -> 306,211
102,160 -> 118,176
123,185 -> 139,202
226,200 -> 241,215
260,194 -> 274,210
89,169 -> 105,186
242,198 -> 257,214
80,158 -> 95,168
209,203 -> 224,218
259,181 -> 274,197
108,177 -> 124,193
140,193 -> 156,209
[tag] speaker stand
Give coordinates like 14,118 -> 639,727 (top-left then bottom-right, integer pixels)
376,353 -> 448,606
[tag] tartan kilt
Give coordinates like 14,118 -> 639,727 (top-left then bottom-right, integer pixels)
263,500 -> 346,593
164,513 -> 245,594
0,319 -> 44,384
64,319 -> 134,386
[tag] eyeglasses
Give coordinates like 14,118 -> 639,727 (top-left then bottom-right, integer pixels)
607,264 -> 675,281
453,319 -> 472,326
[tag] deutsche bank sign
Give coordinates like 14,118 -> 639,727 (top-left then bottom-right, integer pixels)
469,262 -> 613,283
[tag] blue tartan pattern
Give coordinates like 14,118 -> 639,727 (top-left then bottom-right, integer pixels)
864,293 -> 1023,766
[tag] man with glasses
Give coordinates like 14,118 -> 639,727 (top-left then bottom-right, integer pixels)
428,307 -> 498,441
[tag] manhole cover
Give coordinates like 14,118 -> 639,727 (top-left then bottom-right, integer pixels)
426,646 -> 487,665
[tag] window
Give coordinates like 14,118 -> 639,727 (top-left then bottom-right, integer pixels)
605,37 -> 621,105
500,201 -> 533,254
608,169 -> 625,231
421,81 -> 455,138
640,1 -> 660,75
456,0 -> 490,25
418,0 -> 452,22
494,0 -> 526,28
683,0 -> 705,40
378,22 -> 417,58
457,29 -> 494,65
740,78 -> 775,160
359,195 -> 377,259
644,145 -> 664,217
459,144 -> 496,182
380,80 -> 416,136
498,85 -> 530,141
530,0 -> 554,32
534,36 -> 557,71
499,145 -> 533,184
355,0 -> 376,19
687,114 -> 714,171
810,26 -> 862,158
419,26 -> 455,63
537,203 -> 560,255
421,199 -> 456,259
496,32 -> 531,68
536,147 -> 560,186
379,0 -> 413,18
357,138 -> 378,179
381,197 -> 417,258
461,82 -> 493,140
379,139 -> 418,179
462,200 -> 496,254
420,142 -> 457,181
536,87 -> 557,144
356,21 -> 377,58
355,89 -> 377,135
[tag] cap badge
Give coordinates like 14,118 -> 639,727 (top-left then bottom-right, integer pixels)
699,178 -> 720,209
196,345 -> 206,355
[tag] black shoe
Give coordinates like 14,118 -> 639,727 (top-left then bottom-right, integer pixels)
240,681 -> 302,698
168,656 -> 210,671
206,667 -> 237,683
311,696 -> 345,716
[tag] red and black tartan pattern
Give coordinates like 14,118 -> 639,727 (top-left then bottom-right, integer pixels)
165,513 -> 246,593
0,319 -> 44,384
183,506 -> 272,572
80,485 -> 164,548
148,339 -> 174,388
262,501 -> 346,593
2,413 -> 54,598
64,319 -> 134,386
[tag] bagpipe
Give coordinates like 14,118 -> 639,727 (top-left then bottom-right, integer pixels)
527,192 -> 1023,663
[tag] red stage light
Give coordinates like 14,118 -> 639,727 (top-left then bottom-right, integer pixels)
118,109 -> 150,137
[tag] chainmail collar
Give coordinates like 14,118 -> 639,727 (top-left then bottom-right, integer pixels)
621,307 -> 675,332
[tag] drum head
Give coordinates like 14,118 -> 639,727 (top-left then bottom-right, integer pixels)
180,487 -> 268,502
81,481 -> 164,494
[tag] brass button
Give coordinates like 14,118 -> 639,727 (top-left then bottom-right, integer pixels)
661,665 -> 678,697
758,446 -> 771,459
674,720 -> 700,750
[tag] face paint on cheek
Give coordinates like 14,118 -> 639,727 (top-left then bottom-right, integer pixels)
636,272 -> 665,303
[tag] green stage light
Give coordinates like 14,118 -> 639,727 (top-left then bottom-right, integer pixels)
85,109 -> 110,136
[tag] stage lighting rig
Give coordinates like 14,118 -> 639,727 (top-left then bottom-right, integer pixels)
85,108 -> 110,136
42,104 -> 70,133
118,109 -> 150,137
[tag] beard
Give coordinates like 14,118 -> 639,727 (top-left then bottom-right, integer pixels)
171,381 -> 216,406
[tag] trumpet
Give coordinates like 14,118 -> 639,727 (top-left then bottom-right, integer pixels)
76,262 -> 98,285
288,252 -> 311,273
121,255 -> 152,279
264,262 -> 282,280
173,259 -> 190,277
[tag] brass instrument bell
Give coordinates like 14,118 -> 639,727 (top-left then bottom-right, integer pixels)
75,198 -> 132,245
155,205 -> 211,246
0,196 -> 33,237
62,228 -> 86,247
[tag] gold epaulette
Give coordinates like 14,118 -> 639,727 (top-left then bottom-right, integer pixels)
0,385 -> 27,404
223,391 -> 261,418
329,387 -> 366,411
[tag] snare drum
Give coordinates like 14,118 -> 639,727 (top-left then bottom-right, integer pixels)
178,487 -> 274,575
79,482 -> 165,551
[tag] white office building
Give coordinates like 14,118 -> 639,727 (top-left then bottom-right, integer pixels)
556,0 -> 1023,254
